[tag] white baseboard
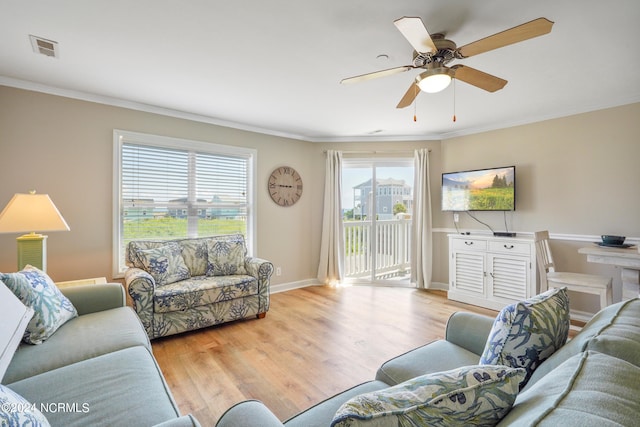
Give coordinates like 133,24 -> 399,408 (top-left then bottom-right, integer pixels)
271,279 -> 319,294
271,279 -> 450,294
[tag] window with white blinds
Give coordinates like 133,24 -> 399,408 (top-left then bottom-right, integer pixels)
113,130 -> 256,275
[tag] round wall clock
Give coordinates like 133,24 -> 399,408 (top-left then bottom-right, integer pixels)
268,166 -> 303,206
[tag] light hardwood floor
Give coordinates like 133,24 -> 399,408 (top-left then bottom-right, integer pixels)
152,286 -> 498,425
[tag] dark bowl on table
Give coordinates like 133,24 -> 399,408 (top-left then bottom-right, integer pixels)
601,235 -> 626,245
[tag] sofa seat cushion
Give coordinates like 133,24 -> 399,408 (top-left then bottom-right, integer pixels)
3,307 -> 150,384
153,275 -> 258,313
284,381 -> 389,427
376,340 -> 481,385
498,351 -> 640,426
333,365 -> 525,427
8,346 -> 181,427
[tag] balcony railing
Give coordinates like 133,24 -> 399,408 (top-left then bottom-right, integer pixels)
343,218 -> 412,280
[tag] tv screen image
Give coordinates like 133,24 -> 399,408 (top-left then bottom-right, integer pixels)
442,166 -> 515,211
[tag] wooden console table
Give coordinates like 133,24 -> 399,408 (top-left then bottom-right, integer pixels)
578,245 -> 640,300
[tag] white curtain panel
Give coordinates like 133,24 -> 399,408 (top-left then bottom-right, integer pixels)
411,148 -> 433,289
317,150 -> 345,284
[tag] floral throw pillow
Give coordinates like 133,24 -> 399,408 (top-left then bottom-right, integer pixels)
0,384 -> 50,426
480,287 -> 570,387
0,265 -> 77,345
206,235 -> 248,276
136,242 -> 191,286
331,365 -> 525,427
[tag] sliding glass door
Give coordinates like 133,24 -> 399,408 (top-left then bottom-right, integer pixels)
342,158 -> 414,285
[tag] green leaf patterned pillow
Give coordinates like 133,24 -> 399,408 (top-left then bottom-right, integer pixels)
0,384 -> 50,426
480,287 -> 570,387
331,365 -> 525,427
136,242 -> 191,286
0,266 -> 77,345
206,235 -> 247,276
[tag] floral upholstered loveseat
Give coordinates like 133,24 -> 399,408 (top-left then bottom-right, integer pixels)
124,234 -> 273,339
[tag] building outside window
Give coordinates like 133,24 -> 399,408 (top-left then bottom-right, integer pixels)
113,130 -> 256,276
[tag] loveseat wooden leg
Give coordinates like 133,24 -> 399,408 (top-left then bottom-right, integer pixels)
257,312 -> 267,319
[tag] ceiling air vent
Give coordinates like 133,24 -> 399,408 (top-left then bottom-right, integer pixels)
29,35 -> 59,58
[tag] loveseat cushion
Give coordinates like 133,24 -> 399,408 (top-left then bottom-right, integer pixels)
8,346 -> 182,427
180,239 -> 209,277
498,351 -> 640,426
206,235 -> 248,276
332,365 -> 525,427
3,307 -> 150,383
136,242 -> 191,286
153,275 -> 258,313
1,266 -> 78,345
480,287 -> 569,387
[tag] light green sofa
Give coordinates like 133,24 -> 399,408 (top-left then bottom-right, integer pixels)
3,283 -> 200,427
125,234 -> 273,339
216,298 -> 640,427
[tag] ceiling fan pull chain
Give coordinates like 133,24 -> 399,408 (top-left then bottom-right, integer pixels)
413,84 -> 418,122
452,79 -> 457,122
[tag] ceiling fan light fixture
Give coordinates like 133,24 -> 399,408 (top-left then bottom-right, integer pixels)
416,68 -> 453,93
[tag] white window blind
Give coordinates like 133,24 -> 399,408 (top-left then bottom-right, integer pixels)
114,130 -> 255,275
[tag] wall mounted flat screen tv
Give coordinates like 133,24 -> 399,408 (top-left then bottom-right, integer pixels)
442,166 -> 515,211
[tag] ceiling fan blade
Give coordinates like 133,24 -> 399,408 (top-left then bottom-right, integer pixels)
394,16 -> 437,54
396,82 -> 420,109
340,66 -> 414,84
452,65 -> 507,92
457,17 -> 554,58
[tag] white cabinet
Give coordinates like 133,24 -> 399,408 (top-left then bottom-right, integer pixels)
448,234 -> 537,311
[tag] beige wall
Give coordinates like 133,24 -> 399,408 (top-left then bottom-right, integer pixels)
0,86 -> 319,284
1,85 -> 638,314
434,103 -> 640,313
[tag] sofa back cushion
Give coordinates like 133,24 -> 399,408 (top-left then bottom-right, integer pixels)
497,351 -> 640,426
135,242 -> 191,286
206,234 -> 248,276
127,234 -> 248,278
524,297 -> 640,389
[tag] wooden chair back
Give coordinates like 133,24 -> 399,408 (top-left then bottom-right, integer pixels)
534,230 -> 557,291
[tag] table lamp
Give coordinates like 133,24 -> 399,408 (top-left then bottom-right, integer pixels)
0,191 -> 70,272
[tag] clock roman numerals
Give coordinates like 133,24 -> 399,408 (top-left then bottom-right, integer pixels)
268,166 -> 303,207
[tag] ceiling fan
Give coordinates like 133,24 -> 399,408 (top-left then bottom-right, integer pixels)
341,16 -> 554,108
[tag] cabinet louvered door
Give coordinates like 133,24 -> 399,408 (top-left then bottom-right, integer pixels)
452,252 -> 485,296
488,254 -> 529,301
448,234 -> 537,311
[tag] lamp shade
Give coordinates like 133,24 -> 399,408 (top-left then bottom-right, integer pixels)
0,192 -> 70,234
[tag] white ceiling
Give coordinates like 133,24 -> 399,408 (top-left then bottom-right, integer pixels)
1,0 -> 639,142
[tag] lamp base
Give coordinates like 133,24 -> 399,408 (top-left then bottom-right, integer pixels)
17,233 -> 47,272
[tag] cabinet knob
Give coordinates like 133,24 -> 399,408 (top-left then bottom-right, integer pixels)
464,241 -> 473,246
504,244 -> 514,249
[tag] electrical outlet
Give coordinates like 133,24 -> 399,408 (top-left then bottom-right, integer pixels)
276,267 -> 282,276
453,213 -> 459,223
